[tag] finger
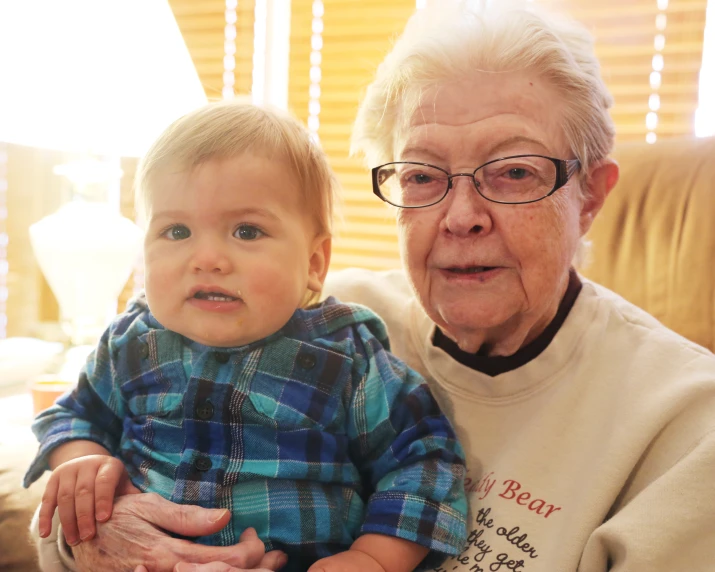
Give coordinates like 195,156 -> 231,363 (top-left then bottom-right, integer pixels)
38,476 -> 60,538
136,493 -> 231,537
134,567 -> 149,572
259,550 -> 288,571
175,564 -> 232,572
238,527 -> 259,542
174,564 -> 276,572
56,472 -> 80,546
172,527 -> 266,569
75,464 -> 100,541
94,460 -> 124,521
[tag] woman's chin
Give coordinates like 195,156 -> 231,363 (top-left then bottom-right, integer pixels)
431,303 -> 518,342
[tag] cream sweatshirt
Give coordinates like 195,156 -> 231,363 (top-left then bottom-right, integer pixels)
323,268 -> 715,572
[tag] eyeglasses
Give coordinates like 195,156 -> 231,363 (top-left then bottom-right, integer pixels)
371,155 -> 581,208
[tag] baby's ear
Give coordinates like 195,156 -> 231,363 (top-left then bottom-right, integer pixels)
307,235 -> 332,292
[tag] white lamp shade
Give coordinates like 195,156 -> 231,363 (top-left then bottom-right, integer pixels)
0,0 -> 208,157
29,202 -> 143,344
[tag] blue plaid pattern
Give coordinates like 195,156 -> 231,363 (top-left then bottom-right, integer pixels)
25,296 -> 467,571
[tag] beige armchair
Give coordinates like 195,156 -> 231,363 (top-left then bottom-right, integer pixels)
584,137 -> 715,353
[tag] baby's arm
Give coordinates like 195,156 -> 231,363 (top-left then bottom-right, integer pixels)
343,316 -> 468,568
309,534 -> 429,572
38,440 -> 139,546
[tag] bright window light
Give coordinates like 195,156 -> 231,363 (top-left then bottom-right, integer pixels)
695,0 -> 715,137
252,0 -> 268,105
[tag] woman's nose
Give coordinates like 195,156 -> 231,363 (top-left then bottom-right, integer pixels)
190,240 -> 233,274
443,175 -> 494,237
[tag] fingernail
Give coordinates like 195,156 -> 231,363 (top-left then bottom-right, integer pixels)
67,538 -> 80,547
96,511 -> 109,521
208,509 -> 228,523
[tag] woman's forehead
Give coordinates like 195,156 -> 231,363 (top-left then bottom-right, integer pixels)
394,73 -> 570,160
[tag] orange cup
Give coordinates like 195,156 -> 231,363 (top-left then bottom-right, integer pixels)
30,375 -> 75,415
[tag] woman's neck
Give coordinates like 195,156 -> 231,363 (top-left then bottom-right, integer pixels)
434,269 -> 582,369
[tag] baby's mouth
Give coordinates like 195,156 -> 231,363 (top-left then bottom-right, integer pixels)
193,291 -> 239,302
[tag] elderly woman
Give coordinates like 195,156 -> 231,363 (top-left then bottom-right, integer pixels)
34,1 -> 715,571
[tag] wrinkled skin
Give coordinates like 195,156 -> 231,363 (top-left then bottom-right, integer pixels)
70,493 -> 285,572
394,72 -> 618,356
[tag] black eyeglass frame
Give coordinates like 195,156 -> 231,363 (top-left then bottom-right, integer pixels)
371,155 -> 581,208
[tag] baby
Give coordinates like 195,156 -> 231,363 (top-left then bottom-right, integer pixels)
25,101 -> 467,572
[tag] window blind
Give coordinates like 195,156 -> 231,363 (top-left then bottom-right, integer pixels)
288,0 -> 417,271
168,0 -> 256,99
538,0 -> 709,143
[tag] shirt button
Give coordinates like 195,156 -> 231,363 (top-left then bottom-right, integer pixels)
296,352 -> 317,370
194,456 -> 212,472
139,343 -> 149,359
214,352 -> 230,364
195,400 -> 214,420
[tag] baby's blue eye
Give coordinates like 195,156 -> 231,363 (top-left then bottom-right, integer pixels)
235,225 -> 262,240
164,225 -> 191,240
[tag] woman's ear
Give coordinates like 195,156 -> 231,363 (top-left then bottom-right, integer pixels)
307,235 -> 332,293
579,158 -> 619,235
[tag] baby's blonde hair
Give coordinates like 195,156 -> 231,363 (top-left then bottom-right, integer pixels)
136,100 -> 336,239
135,99 -> 337,306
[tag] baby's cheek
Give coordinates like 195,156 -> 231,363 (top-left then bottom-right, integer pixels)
247,269 -> 303,314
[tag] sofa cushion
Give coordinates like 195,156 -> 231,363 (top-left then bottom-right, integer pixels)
584,137 -> 715,352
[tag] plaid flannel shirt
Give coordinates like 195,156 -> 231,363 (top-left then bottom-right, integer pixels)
25,296 -> 467,571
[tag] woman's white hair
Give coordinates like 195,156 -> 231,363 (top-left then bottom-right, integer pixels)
352,0 -> 615,187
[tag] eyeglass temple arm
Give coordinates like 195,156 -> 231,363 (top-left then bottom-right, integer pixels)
566,159 -> 581,178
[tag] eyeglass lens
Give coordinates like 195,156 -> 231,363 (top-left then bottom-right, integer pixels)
377,156 -> 560,207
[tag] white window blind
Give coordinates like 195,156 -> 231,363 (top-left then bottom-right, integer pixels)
539,0 -> 709,143
288,0 -> 417,271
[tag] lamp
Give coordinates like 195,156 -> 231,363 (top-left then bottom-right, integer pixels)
0,1 -> 208,367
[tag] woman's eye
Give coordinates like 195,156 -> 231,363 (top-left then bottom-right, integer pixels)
163,225 -> 191,240
413,173 -> 433,184
402,173 -> 434,187
234,225 -> 263,241
506,168 -> 530,180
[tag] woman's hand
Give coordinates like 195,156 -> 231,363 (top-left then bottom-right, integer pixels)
38,454 -> 140,545
134,538 -> 287,571
70,493 -> 286,572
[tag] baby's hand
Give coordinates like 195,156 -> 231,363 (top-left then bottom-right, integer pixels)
308,550 -> 386,572
38,454 -> 140,546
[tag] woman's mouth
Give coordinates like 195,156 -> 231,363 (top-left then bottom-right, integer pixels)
440,266 -> 504,282
446,266 -> 495,274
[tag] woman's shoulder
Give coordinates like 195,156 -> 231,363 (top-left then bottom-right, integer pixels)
580,277 -> 714,362
324,267 -> 412,298
323,268 -> 415,328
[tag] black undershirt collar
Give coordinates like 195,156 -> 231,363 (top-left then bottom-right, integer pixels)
432,269 -> 582,377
